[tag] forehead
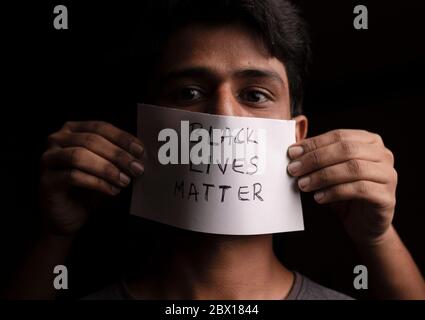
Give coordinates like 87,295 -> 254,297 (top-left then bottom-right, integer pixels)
158,23 -> 288,81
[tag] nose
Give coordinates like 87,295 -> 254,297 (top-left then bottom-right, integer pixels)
206,85 -> 244,117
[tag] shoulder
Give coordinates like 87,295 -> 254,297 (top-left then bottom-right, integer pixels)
286,272 -> 354,300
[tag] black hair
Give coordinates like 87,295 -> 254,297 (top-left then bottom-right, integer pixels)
133,0 -> 311,116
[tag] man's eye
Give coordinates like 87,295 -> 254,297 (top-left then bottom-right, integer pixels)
177,88 -> 204,101
240,90 -> 270,103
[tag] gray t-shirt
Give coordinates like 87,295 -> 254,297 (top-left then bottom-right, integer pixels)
84,272 -> 353,300
285,272 -> 353,300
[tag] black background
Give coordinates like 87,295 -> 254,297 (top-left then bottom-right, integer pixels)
1,0 -> 424,299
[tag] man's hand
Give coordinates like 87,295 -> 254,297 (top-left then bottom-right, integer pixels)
39,121 -> 145,236
287,129 -> 397,246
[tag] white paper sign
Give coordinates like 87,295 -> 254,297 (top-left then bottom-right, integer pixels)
130,104 -> 304,235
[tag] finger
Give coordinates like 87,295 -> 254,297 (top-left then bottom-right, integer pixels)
41,147 -> 131,188
297,160 -> 397,192
63,121 -> 144,159
47,131 -> 145,177
287,141 -> 393,177
42,169 -> 121,196
288,129 -> 384,159
313,180 -> 396,208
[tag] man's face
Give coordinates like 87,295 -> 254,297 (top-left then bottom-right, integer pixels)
153,23 -> 292,120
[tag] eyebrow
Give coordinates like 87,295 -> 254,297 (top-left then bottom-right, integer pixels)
234,69 -> 285,86
158,67 -> 285,87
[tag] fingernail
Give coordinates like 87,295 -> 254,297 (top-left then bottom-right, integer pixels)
130,142 -> 144,159
298,176 -> 310,190
119,172 -> 131,186
111,186 -> 121,195
288,146 -> 304,159
287,161 -> 302,175
314,191 -> 324,202
130,161 -> 144,176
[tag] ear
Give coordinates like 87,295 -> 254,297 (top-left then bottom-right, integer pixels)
293,115 -> 308,142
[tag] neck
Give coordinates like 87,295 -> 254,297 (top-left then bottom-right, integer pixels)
128,228 -> 294,299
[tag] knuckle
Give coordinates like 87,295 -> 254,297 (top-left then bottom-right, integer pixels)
340,141 -> 358,157
386,192 -> 396,207
330,184 -> 341,197
381,190 -> 396,210
47,133 -> 60,146
93,175 -> 106,189
119,132 -> 135,150
83,133 -> 99,149
115,148 -> 131,164
332,129 -> 346,142
70,147 -> 85,166
92,121 -> 108,133
364,130 -> 384,144
317,167 -> 329,185
304,138 -> 318,153
104,164 -> 119,180
359,129 -> 371,136
346,159 -> 362,178
311,150 -> 321,168
355,181 -> 369,195
391,167 -> 398,184
371,132 -> 384,144
389,196 -> 397,209
384,148 -> 394,164
63,121 -> 73,129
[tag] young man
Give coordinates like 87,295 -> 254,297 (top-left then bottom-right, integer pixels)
8,0 -> 425,299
